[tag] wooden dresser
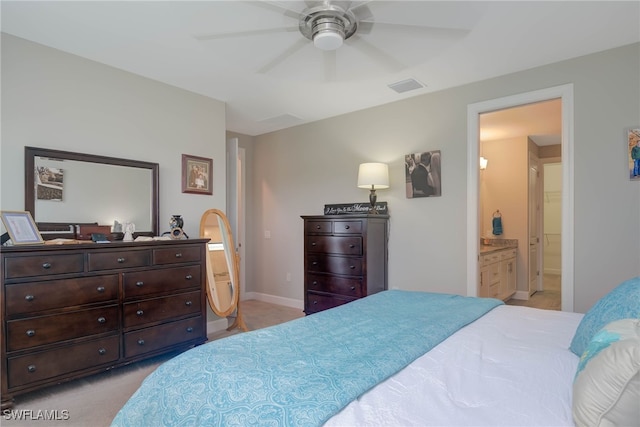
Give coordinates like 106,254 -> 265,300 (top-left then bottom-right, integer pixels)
0,239 -> 208,409
302,215 -> 389,315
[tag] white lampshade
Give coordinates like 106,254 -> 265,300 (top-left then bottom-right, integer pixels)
357,163 -> 389,189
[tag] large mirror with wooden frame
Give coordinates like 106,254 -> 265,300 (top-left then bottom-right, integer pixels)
199,209 -> 247,332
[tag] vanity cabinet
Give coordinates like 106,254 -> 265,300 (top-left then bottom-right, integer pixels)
302,215 -> 388,315
479,247 -> 517,301
0,239 -> 208,409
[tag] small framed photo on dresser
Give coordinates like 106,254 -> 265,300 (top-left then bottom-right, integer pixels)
1,211 -> 44,245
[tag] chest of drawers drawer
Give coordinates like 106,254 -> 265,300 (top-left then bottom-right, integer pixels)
123,265 -> 201,299
307,254 -> 363,276
306,273 -> 364,297
5,275 -> 118,316
153,246 -> 201,265
88,250 -> 151,271
306,236 -> 362,255
7,335 -> 120,388
332,220 -> 363,234
123,315 -> 205,358
305,292 -> 354,314
7,305 -> 120,351
3,254 -> 84,279
123,290 -> 201,328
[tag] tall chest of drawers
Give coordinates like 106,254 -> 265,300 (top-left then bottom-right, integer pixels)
302,215 -> 389,315
0,239 -> 208,409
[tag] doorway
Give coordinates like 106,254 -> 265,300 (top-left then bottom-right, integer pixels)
466,84 -> 575,312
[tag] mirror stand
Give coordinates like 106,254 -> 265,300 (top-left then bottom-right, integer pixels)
200,209 -> 248,333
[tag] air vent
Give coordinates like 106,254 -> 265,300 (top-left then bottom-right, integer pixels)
388,78 -> 425,94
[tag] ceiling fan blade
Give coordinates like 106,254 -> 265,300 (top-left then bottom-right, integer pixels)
195,26 -> 299,41
323,50 -> 337,82
347,34 -> 405,72
252,1 -> 301,20
257,38 -> 309,74
349,1 -> 374,21
358,21 -> 469,39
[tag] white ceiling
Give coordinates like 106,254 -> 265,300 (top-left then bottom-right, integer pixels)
2,1 -> 639,136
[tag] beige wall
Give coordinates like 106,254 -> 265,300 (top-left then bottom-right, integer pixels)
1,34 -> 227,240
250,42 -> 640,313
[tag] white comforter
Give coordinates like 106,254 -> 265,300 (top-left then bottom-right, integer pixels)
326,305 -> 583,426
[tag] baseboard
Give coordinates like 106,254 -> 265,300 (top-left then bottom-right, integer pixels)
242,292 -> 304,310
206,318 -> 228,335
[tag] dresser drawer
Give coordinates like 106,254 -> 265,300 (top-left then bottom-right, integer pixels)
305,221 -> 332,234
306,274 -> 364,297
7,335 -> 119,388
123,316 -> 205,358
153,246 -> 201,265
307,255 -> 363,276
87,249 -> 151,271
333,220 -> 363,234
305,292 -> 354,315
3,254 -> 84,280
306,236 -> 362,255
7,305 -> 120,351
123,266 -> 201,299
5,275 -> 119,316
480,252 -> 501,267
123,290 -> 201,328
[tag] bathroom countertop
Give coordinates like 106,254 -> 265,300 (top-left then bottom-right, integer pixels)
480,238 -> 518,255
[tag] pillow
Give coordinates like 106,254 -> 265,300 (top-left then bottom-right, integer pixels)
569,276 -> 640,356
573,319 -> 640,427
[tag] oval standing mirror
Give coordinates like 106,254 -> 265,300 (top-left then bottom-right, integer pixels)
200,209 -> 248,332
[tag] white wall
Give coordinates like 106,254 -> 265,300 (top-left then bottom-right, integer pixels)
250,42 -> 640,313
1,34 -> 227,240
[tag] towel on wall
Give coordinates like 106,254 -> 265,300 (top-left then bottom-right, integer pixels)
492,216 -> 503,235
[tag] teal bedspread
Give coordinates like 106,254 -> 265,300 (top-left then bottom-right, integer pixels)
111,290 -> 502,426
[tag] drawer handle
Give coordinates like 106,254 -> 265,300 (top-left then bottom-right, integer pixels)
312,300 -> 318,305
350,286 -> 356,291
26,329 -> 36,337
186,327 -> 194,333
175,253 -> 183,258
117,257 -> 125,263
349,244 -> 355,248
315,225 -> 321,229
25,295 -> 35,302
185,274 -> 193,280
27,365 -> 36,373
311,242 -> 317,246
312,281 -> 318,286
136,281 -> 144,287
137,339 -> 145,346
96,286 -> 105,293
185,301 -> 193,306
42,262 -> 51,269
98,348 -> 107,355
349,265 -> 356,269
97,316 -> 106,324
312,262 -> 318,266
344,225 -> 350,230
136,310 -> 144,316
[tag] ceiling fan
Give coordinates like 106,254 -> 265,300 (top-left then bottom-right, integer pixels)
195,1 -> 468,81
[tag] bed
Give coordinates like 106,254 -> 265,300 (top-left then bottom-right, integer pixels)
112,278 -> 640,427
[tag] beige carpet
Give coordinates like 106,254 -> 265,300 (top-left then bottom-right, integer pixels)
2,300 -> 303,427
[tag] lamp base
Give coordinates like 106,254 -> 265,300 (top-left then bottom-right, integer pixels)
369,189 -> 379,214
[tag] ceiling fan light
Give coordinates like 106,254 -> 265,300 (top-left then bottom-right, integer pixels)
313,31 -> 343,50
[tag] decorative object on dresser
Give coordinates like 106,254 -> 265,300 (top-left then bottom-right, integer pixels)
0,239 -> 209,409
356,163 -> 389,214
199,209 -> 247,332
301,214 -> 389,315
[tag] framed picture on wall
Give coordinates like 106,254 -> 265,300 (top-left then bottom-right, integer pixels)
627,127 -> 640,181
405,150 -> 441,198
182,154 -> 213,195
